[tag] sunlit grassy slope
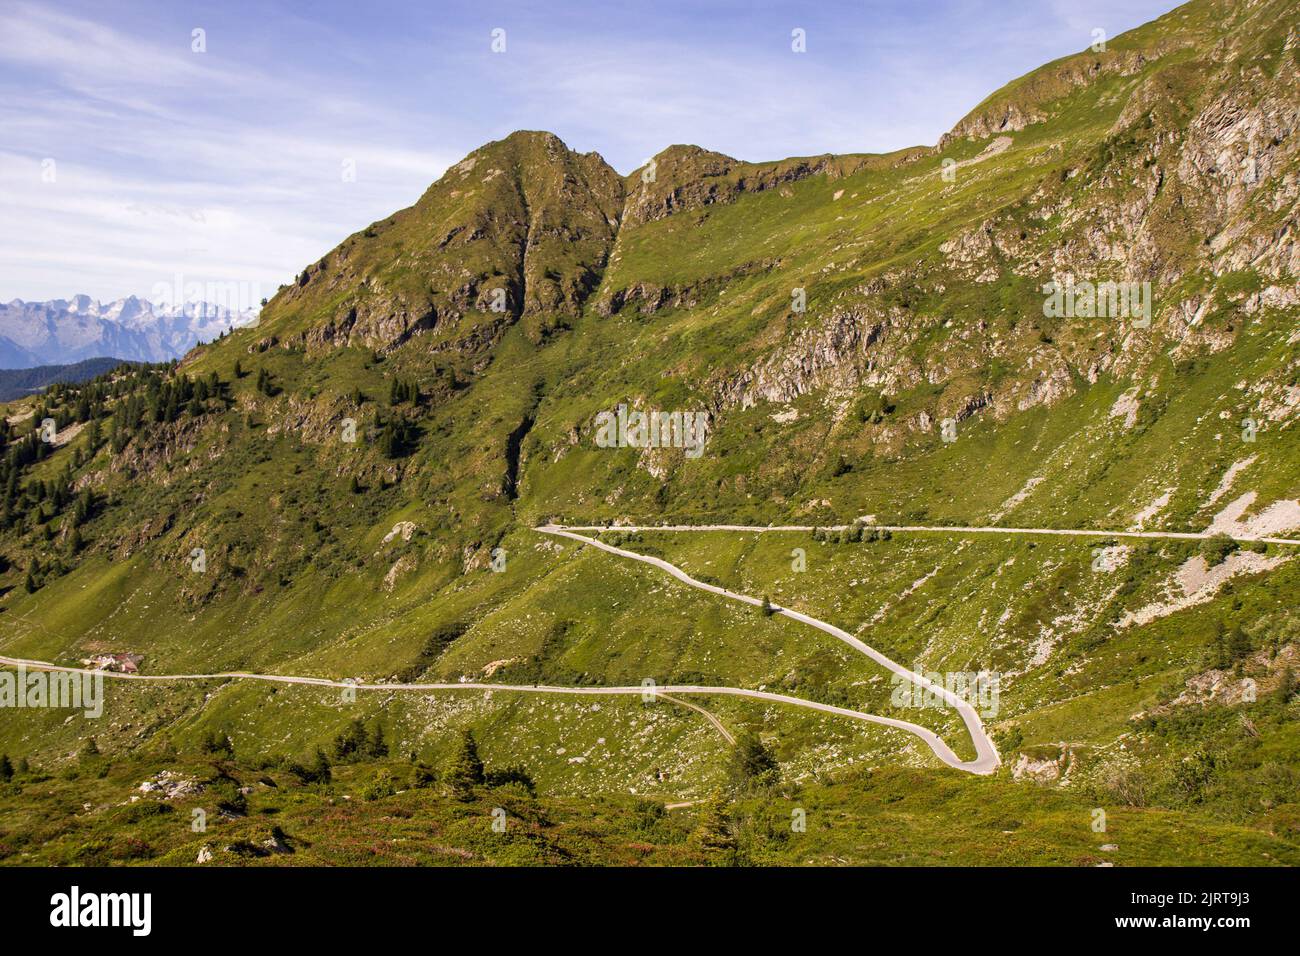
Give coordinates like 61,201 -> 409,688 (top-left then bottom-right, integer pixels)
1,0 -> 1298,864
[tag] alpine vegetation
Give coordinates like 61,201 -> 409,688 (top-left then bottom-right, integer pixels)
0,0 -> 1298,876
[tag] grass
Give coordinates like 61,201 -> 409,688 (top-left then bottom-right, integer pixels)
1,0 -> 1297,865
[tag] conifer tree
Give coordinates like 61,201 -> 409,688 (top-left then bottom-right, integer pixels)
445,729 -> 485,800
689,790 -> 736,857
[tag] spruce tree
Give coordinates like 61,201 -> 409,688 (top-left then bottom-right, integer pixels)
689,790 -> 736,857
1228,625 -> 1251,663
1276,665 -> 1295,713
728,731 -> 780,790
369,720 -> 388,758
310,747 -> 332,784
445,729 -> 485,800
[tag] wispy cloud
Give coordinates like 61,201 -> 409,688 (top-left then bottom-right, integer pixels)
0,0 -> 1183,303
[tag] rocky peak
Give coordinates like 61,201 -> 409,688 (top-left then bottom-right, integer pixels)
259,130 -> 625,351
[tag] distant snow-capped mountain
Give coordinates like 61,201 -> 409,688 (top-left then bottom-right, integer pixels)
0,295 -> 258,368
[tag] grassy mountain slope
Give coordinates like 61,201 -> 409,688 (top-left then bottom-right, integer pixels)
2,0 -> 1298,865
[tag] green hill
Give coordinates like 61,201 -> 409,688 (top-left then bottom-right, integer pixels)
1,0 -> 1298,866
0,358 -> 133,402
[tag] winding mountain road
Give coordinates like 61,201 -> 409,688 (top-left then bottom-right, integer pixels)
548,522 -> 1300,547
537,525 -> 1000,773
0,651 -> 990,771
21,521 -> 1186,777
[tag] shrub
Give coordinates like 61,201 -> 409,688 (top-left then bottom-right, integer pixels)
1199,533 -> 1238,567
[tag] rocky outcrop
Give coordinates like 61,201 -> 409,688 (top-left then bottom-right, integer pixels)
595,259 -> 781,317
940,48 -> 1163,149
621,146 -> 882,227
711,306 -> 898,411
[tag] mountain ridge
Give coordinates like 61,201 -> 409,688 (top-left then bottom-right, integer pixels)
0,0 -> 1298,865
0,295 -> 258,368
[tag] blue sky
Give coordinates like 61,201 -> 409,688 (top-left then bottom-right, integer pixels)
0,0 -> 1182,304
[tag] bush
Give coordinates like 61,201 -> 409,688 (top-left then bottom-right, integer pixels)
486,764 -> 535,796
361,770 -> 397,801
1199,533 -> 1238,567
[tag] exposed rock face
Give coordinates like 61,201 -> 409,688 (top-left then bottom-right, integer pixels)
382,554 -> 416,592
941,103 -> 1046,149
595,259 -> 780,317
137,770 -> 201,800
1011,751 -> 1067,784
380,521 -> 418,546
235,0 -> 1297,469
1121,551 -> 1292,628
689,0 -> 1298,441
622,145 -> 737,226
1164,643 -> 1300,709
712,306 -> 895,410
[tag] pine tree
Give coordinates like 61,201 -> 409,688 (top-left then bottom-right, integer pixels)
1276,665 -> 1295,713
0,754 -> 12,782
761,595 -> 775,616
689,790 -> 736,857
369,720 -> 389,758
444,729 -> 485,800
332,718 -> 370,760
1228,625 -> 1251,663
728,731 -> 780,790
310,747 -> 332,784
